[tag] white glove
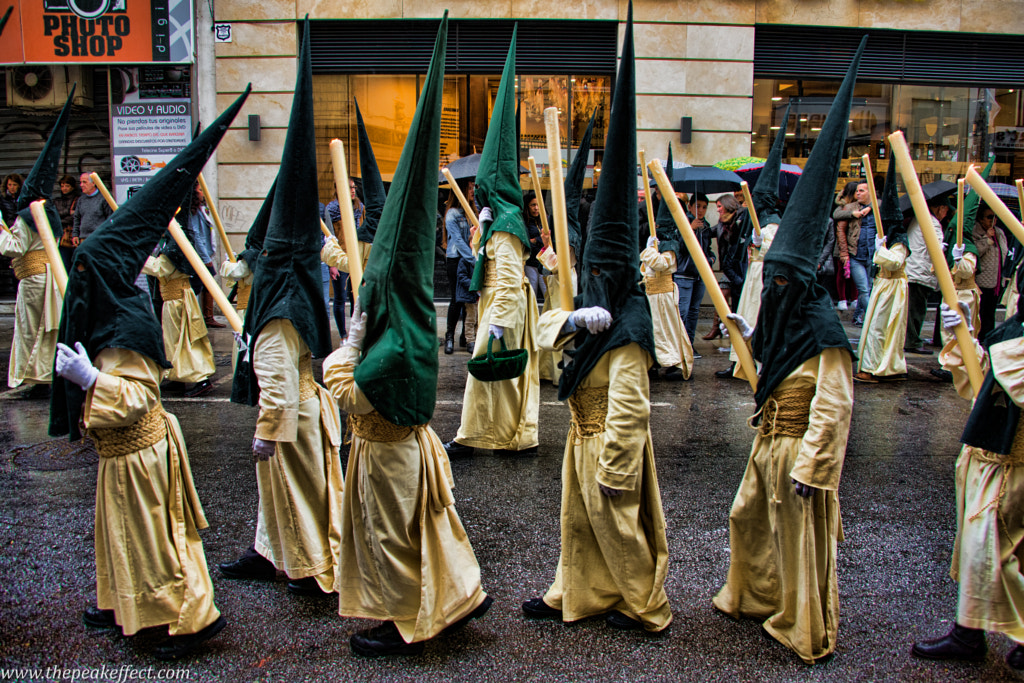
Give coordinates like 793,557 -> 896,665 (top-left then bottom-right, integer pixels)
478,207 -> 493,224
325,234 -> 339,246
941,301 -> 973,333
875,235 -> 887,252
344,298 -> 367,350
488,324 -> 504,340
252,437 -> 275,462
721,313 -> 754,341
751,231 -> 763,248
55,342 -> 99,390
646,235 -> 658,250
951,243 -> 965,262
571,307 -> 613,334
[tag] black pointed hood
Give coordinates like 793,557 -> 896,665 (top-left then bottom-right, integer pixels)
236,176 -> 277,271
751,101 -> 790,226
354,99 -> 386,243
653,143 -> 682,255
559,106 -> 598,261
17,84 -> 75,238
50,87 -> 251,440
751,36 -> 866,413
558,1 -> 655,401
880,153 -> 906,250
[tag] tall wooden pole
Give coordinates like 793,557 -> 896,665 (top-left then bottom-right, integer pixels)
527,156 -> 551,240
544,107 -> 574,312
28,200 -> 67,297
861,154 -> 884,237
197,172 -> 235,262
640,149 -> 656,240
329,139 -> 363,298
740,181 -> 761,236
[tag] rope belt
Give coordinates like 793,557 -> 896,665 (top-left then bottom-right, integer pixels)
91,405 -> 167,458
159,277 -> 190,301
568,386 -> 609,438
955,276 -> 977,292
483,262 -> 498,288
348,411 -> 416,442
644,272 -> 674,295
757,386 -> 815,438
236,281 -> 251,310
971,423 -> 1024,467
876,268 -> 906,280
12,250 -> 47,280
299,355 -> 317,401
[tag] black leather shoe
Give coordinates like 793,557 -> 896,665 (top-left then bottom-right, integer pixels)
495,446 -> 539,457
905,346 -> 933,355
443,595 -> 494,635
522,598 -> 562,620
286,577 -> 332,597
218,547 -> 277,581
160,381 -> 187,393
714,364 -> 736,379
911,624 -> 986,662
443,440 -> 474,459
184,379 -> 214,398
606,611 -> 644,630
1008,644 -> 1024,670
663,367 -> 683,381
459,333 -> 467,349
83,606 -> 116,629
153,616 -> 227,661
444,333 -> 454,355
350,622 -> 425,657
930,368 -> 954,382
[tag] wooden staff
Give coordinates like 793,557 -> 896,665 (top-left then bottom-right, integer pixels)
329,139 -> 363,296
861,154 -> 884,238
956,178 -> 965,248
91,173 -> 117,211
1016,179 -> 1024,222
889,131 -> 982,394
165,218 -> 243,332
28,200 -> 67,297
544,107 -> 574,312
965,166 -> 1024,248
197,172 -> 235,262
527,156 -> 551,240
740,181 -> 761,237
649,160 -> 758,391
319,219 -> 333,239
441,168 -> 480,230
640,149 -> 656,240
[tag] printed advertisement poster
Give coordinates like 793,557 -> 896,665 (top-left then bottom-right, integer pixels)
0,0 -> 193,65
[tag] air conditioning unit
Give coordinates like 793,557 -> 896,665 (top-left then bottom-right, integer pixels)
6,65 -> 94,109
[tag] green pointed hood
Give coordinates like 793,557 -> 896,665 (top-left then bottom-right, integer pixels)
751,36 -> 866,413
51,87 -> 250,440
944,157 -> 993,267
236,176 -> 277,271
351,13 -> 448,426
880,153 -> 907,250
558,1 -> 655,401
354,99 -> 386,243
470,25 -> 528,292
17,84 -> 75,238
751,101 -> 790,226
233,17 -> 331,406
654,143 -> 682,255
559,106 -> 598,261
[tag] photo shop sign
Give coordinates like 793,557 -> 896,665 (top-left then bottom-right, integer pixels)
0,0 -> 194,64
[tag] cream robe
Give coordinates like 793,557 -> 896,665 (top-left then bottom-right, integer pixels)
730,224 -> 777,370
640,246 -> 693,377
219,258 -> 253,371
1002,274 -> 1019,317
142,255 -> 214,384
942,336 -> 1024,641
0,217 -> 62,387
857,243 -> 909,377
252,319 -> 343,593
539,263 -> 578,386
322,345 -> 487,643
536,310 -> 672,631
455,231 -> 540,450
940,253 -> 982,345
714,347 -> 853,663
87,348 -> 220,636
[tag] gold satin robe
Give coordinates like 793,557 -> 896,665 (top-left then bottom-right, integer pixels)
87,348 -> 220,636
323,345 -> 487,643
857,242 -> 909,377
640,245 -> 693,377
539,259 -> 577,386
714,347 -> 853,663
730,224 -> 777,370
0,217 -> 62,387
940,253 -> 982,346
535,310 -> 672,631
252,319 -> 343,593
142,255 -> 214,384
219,258 -> 253,371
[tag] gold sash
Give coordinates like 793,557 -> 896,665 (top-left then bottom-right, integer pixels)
91,405 -> 168,458
348,411 -> 417,442
299,355 -> 317,401
159,277 -> 190,301
568,386 -> 609,437
644,272 -> 674,295
12,250 -> 47,280
236,281 -> 251,310
876,268 -> 906,280
758,387 -> 815,438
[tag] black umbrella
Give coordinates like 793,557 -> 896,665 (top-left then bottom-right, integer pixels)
439,153 -> 528,184
898,180 -> 956,213
671,166 -> 743,194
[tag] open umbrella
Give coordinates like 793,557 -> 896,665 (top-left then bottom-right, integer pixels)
735,161 -> 803,203
898,180 -> 956,213
439,153 -> 528,184
988,182 -> 1022,219
672,166 -> 743,194
638,157 -> 690,187
714,156 -> 763,171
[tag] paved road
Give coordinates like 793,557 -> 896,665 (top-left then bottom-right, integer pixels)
0,312 -> 1015,681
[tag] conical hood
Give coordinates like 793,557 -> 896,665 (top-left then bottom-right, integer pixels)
354,98 -> 386,243
558,1 -> 655,401
560,106 -> 598,261
17,84 -> 75,238
351,12 -> 448,426
751,101 -> 790,225
236,176 -> 277,270
233,18 -> 331,406
654,143 -> 681,255
469,25 -> 529,292
51,87 -> 250,439
752,36 -> 866,413
880,152 -> 906,249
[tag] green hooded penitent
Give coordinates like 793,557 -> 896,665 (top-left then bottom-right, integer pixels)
557,106 -> 598,262
470,25 -> 528,292
880,153 -> 907,251
653,143 -> 682,256
16,84 -> 75,238
354,99 -> 386,244
351,13 -> 448,426
750,101 -> 790,228
50,86 -> 251,440
751,36 -> 867,413
557,2 -> 655,402
233,18 -> 332,407
943,157 -> 993,268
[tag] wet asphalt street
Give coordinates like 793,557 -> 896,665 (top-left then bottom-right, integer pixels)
0,307 -> 1018,682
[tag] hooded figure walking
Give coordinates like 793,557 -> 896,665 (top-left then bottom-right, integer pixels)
523,4 -> 672,633
711,38 -> 865,664
49,87 -> 250,660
